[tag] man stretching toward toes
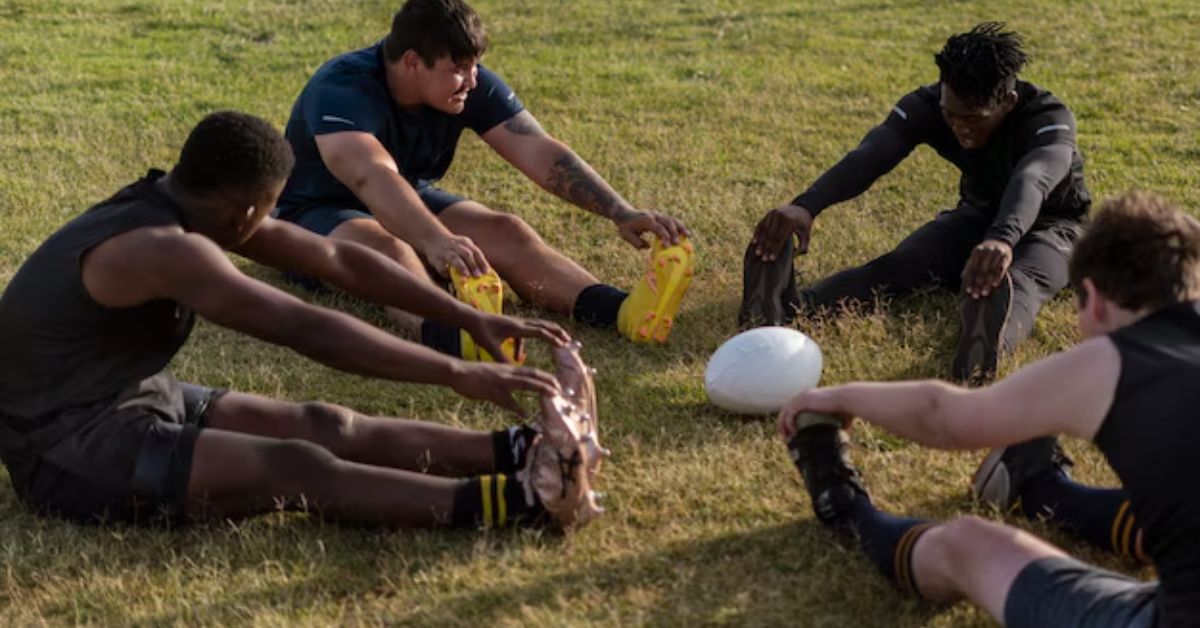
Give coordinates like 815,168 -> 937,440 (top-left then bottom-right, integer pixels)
745,23 -> 1090,382
277,0 -> 693,351
0,111 -> 603,530
779,193 -> 1198,626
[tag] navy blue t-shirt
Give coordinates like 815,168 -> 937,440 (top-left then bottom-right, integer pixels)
277,43 -> 524,216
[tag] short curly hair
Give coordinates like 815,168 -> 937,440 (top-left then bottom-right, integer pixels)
934,22 -> 1028,108
1069,192 -> 1200,311
173,111 -> 294,194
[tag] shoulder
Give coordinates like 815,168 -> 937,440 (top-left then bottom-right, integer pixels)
1013,81 -> 1076,135
304,44 -> 388,102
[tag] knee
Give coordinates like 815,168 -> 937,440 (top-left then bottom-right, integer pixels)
262,438 -> 341,487
299,402 -> 359,443
935,515 -> 1005,560
489,213 -> 543,252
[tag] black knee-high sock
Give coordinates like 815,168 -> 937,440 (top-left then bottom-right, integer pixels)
572,284 -> 628,328
1019,471 -> 1144,560
420,319 -> 462,356
845,493 -> 935,596
491,426 -> 538,473
451,474 -> 543,528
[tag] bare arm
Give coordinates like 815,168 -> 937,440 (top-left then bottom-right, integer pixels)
315,131 -> 488,276
481,111 -> 688,247
778,338 -> 1120,449
235,217 -> 571,358
81,227 -> 559,410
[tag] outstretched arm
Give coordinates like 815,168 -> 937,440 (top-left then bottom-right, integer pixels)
752,115 -> 920,261
778,337 -> 1119,449
315,131 -> 489,277
236,217 -> 571,359
81,227 -> 560,413
481,111 -> 688,248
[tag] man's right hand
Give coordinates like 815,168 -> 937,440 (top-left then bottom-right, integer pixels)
450,361 -> 562,416
751,204 -> 815,261
423,234 -> 490,278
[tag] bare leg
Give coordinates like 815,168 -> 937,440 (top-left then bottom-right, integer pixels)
910,515 -> 1068,621
439,201 -> 600,313
187,428 -> 462,526
328,217 -> 434,335
204,392 -> 496,476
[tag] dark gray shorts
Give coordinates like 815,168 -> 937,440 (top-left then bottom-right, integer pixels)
279,186 -> 467,237
1004,556 -> 1157,628
15,373 -> 225,525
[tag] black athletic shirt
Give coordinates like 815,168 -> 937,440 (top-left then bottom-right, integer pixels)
0,171 -> 194,429
277,42 -> 525,217
1100,301 -> 1200,627
792,81 -> 1091,246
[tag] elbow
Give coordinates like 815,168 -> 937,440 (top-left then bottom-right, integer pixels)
919,381 -> 977,450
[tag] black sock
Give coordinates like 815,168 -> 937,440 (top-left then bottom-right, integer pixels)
492,425 -> 538,473
572,284 -> 628,328
845,493 -> 934,596
1020,471 -> 1143,560
420,319 -> 461,356
451,474 -> 543,528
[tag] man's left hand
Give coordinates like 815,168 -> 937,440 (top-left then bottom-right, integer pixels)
616,210 -> 690,249
961,239 -> 1014,299
466,313 -> 573,364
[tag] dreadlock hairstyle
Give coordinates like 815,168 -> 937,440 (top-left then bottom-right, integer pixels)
934,22 -> 1028,108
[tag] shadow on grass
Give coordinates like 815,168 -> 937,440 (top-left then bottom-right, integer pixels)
415,520 -> 949,626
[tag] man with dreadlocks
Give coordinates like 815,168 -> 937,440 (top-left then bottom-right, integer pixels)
742,22 -> 1090,383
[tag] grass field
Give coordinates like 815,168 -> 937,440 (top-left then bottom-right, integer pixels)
1,0 -> 1198,625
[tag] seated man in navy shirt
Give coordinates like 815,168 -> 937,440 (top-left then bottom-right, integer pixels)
277,0 -> 693,354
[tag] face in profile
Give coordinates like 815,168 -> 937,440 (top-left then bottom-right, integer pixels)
206,180 -> 285,249
939,83 -> 1015,150
413,55 -> 479,114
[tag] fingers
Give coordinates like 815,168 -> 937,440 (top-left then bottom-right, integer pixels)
753,212 -> 783,260
655,213 -> 683,245
526,319 -> 572,346
461,239 -> 489,277
619,224 -> 649,249
795,226 -> 811,255
961,250 -> 983,299
644,215 -> 673,246
510,366 -> 561,397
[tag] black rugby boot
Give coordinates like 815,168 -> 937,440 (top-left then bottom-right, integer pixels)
952,271 -> 1013,384
739,235 -> 800,328
787,419 -> 868,538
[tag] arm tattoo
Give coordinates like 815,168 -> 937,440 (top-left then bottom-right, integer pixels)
502,112 -> 546,136
546,151 -> 636,221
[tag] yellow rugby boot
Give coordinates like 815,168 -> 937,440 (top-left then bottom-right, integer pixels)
449,267 -> 522,364
617,236 -> 695,343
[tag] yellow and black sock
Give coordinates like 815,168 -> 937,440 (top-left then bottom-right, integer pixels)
1020,472 -> 1144,559
845,493 -> 933,596
492,426 -> 538,474
451,474 -> 543,528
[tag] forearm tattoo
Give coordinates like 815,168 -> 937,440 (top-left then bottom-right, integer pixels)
546,151 -> 636,221
502,112 -> 545,136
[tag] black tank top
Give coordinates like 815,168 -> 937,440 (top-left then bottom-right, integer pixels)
1100,301 -> 1200,626
0,170 -> 194,430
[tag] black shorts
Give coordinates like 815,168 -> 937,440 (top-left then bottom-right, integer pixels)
13,373 -> 224,525
1004,556 -> 1158,628
279,186 -> 467,237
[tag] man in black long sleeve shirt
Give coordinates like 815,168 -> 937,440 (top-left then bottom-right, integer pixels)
743,23 -> 1090,381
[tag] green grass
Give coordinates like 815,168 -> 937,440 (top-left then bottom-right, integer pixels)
2,0 -> 1197,624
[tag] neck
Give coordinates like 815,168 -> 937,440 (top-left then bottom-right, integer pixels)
385,63 -> 423,110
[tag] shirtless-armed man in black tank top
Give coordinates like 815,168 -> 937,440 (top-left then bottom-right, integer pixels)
0,111 -> 603,532
780,192 -> 1200,627
743,23 -> 1090,383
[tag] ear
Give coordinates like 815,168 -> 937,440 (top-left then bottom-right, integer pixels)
1002,88 -> 1019,110
1081,278 -> 1108,324
399,49 -> 423,72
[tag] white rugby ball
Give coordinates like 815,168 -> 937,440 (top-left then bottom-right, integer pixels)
705,327 -> 823,414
